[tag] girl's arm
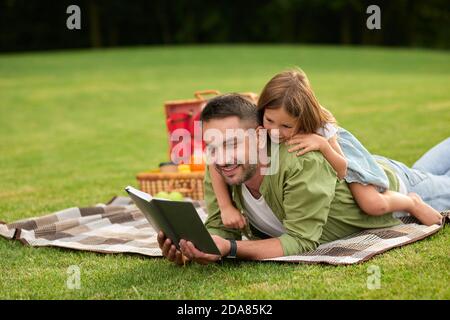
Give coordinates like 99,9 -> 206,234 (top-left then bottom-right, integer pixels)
209,165 -> 246,229
322,136 -> 348,179
287,134 -> 348,179
209,164 -> 234,210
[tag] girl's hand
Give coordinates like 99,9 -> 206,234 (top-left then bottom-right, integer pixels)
221,206 -> 247,230
287,133 -> 328,156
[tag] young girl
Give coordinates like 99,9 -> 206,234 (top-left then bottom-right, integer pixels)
209,68 -> 442,228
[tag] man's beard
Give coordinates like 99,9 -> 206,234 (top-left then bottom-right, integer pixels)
216,163 -> 258,185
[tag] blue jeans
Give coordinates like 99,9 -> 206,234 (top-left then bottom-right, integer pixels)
374,138 -> 450,211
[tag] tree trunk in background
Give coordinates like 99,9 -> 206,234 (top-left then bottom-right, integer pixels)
88,0 -> 102,48
108,26 -> 119,47
157,1 -> 172,44
340,6 -> 352,44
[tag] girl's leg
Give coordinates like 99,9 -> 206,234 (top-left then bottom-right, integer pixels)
349,183 -> 412,215
374,154 -> 450,211
412,137 -> 450,176
349,183 -> 442,225
406,192 -> 444,225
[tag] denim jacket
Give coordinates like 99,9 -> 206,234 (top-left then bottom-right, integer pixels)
337,127 -> 390,191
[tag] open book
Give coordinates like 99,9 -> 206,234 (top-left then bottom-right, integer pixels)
125,186 -> 220,255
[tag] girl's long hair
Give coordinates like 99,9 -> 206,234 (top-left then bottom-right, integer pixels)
257,68 -> 335,134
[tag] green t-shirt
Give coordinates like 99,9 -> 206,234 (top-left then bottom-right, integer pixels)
204,144 -> 401,256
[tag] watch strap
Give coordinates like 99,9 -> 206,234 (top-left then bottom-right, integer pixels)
227,239 -> 237,258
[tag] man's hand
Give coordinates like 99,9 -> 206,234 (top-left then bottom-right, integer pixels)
179,235 -> 231,265
287,133 -> 328,156
158,232 -> 231,265
157,231 -> 190,266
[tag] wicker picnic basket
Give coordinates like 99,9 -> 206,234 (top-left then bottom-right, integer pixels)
137,171 -> 205,200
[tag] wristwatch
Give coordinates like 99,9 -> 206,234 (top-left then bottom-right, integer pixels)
226,239 -> 238,258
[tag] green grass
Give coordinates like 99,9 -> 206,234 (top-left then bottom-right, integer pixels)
0,45 -> 449,299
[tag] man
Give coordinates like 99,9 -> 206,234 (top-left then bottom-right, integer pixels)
158,94 -> 449,265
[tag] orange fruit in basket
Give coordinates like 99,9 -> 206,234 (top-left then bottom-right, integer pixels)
190,162 -> 205,172
190,154 -> 205,171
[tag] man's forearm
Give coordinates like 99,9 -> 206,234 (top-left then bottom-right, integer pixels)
234,238 -> 284,260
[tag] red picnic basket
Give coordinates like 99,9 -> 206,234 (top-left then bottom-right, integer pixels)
164,90 -> 259,163
165,90 -> 220,163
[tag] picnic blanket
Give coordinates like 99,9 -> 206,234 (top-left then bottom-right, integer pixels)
0,196 -> 448,265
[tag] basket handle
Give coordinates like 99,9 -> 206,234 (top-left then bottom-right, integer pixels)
194,90 -> 221,100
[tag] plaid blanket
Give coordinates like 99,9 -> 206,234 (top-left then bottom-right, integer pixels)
0,197 -> 447,265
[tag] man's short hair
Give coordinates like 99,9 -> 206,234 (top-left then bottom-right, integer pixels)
200,94 -> 259,126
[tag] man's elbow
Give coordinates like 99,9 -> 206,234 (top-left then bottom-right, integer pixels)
279,233 -> 319,256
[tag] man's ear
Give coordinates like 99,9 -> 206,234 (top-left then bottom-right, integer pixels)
256,125 -> 264,131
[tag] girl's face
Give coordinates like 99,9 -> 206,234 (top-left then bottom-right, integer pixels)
262,107 -> 297,143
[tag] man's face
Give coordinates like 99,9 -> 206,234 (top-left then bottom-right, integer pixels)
203,116 -> 258,185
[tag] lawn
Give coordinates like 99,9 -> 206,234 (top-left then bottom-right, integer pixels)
0,45 -> 449,299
